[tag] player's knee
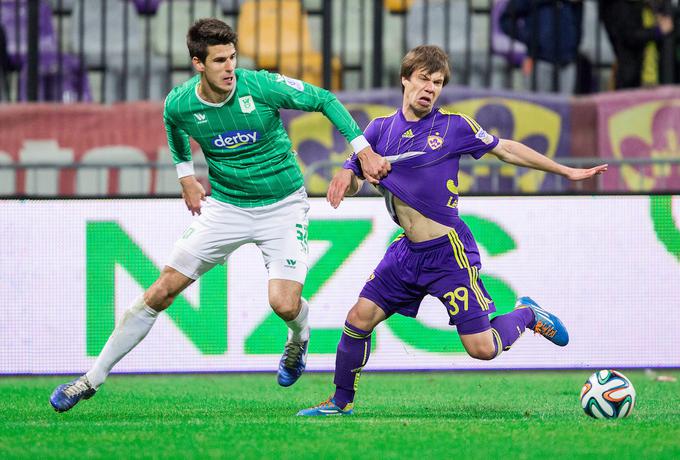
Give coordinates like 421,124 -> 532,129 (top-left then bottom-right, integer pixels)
346,309 -> 366,329
467,342 -> 497,361
270,295 -> 299,321
145,281 -> 177,311
345,304 -> 380,333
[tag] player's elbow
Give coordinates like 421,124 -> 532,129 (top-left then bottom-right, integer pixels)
491,139 -> 518,163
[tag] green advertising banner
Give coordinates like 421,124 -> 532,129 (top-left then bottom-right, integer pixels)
1,196 -> 678,374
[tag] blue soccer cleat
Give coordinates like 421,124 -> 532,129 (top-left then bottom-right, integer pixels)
516,296 -> 569,346
297,397 -> 354,416
277,339 -> 308,387
50,375 -> 97,412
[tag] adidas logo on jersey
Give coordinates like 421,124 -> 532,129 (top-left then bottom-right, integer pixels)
402,129 -> 414,138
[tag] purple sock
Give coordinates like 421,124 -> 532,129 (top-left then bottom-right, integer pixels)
489,307 -> 535,357
333,321 -> 372,407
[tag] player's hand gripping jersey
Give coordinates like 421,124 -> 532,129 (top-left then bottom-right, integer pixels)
164,69 -> 364,207
344,108 -> 498,227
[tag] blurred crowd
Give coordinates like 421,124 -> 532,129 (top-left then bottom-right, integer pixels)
499,0 -> 677,93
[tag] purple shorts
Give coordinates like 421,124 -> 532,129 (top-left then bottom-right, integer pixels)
360,222 -> 496,333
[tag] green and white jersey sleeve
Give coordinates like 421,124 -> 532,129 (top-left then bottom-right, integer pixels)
163,68 -> 365,207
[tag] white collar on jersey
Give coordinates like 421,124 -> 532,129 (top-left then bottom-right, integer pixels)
195,75 -> 238,107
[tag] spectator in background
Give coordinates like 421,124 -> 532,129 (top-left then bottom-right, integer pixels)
600,0 -> 674,89
500,0 -> 584,94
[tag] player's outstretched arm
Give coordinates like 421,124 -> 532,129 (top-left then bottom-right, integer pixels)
179,175 -> 207,215
490,139 -> 608,181
327,169 -> 363,209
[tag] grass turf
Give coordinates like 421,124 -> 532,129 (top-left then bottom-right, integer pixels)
1,370 -> 679,459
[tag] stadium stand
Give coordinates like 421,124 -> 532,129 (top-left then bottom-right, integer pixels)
1,0 -> 90,101
237,0 -> 341,88
1,0 -> 649,100
151,0 -> 228,92
68,0 -> 166,102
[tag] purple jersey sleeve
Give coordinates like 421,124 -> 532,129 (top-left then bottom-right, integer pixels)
450,113 -> 499,159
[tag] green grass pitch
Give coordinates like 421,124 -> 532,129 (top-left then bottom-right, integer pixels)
2,370 -> 679,459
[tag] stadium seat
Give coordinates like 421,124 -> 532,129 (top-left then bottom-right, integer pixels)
218,0 -> 242,14
131,0 -> 163,15
406,0 -> 515,89
69,0 -> 167,102
18,51 -> 92,102
76,146 -> 151,195
237,0 -> 341,88
0,150 -> 15,195
46,0 -> 76,14
20,140 -> 74,196
1,0 -> 91,101
384,0 -> 414,14
0,0 -> 57,68
331,0 -> 401,88
406,0 -> 483,85
150,0 -> 221,74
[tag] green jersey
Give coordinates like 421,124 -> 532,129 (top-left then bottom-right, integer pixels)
163,68 -> 364,207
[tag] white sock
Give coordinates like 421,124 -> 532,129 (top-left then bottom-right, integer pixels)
285,297 -> 310,342
86,296 -> 159,389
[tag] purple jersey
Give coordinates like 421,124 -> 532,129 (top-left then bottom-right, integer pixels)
344,108 -> 499,228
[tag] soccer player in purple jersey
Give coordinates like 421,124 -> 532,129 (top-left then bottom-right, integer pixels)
298,45 -> 608,416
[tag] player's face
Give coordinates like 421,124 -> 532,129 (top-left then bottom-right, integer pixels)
194,43 -> 237,95
401,69 -> 445,119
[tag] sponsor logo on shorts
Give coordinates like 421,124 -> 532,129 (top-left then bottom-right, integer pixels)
211,130 -> 259,149
366,272 -> 375,282
285,259 -> 297,268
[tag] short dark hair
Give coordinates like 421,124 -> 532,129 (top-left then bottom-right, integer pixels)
187,18 -> 238,62
400,45 -> 451,90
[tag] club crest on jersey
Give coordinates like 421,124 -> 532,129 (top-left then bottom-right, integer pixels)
239,95 -> 256,113
427,134 -> 444,150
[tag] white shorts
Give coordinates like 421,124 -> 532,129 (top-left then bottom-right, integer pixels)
167,187 -> 310,283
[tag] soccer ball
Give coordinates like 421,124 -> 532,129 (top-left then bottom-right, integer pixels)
580,370 -> 636,419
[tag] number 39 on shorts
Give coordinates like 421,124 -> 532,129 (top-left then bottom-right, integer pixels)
296,223 -> 308,253
443,287 -> 469,316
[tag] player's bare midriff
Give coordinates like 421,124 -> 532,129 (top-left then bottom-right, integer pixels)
392,195 -> 454,243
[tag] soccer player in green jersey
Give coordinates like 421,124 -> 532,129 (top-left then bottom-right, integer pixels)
50,18 -> 389,412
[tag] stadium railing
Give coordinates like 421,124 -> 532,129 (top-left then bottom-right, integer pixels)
1,157 -> 678,197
